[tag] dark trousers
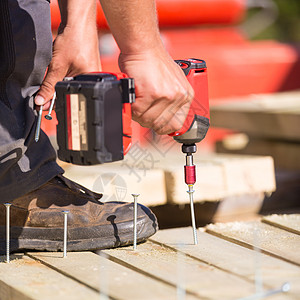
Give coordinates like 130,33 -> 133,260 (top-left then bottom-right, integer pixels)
0,0 -> 63,203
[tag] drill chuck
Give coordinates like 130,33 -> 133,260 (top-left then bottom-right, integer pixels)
184,165 -> 196,185
184,152 -> 196,185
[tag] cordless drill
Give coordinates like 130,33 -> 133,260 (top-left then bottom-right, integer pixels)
55,59 -> 209,164
55,59 -> 210,243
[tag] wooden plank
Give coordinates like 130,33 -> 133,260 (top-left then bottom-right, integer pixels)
216,136 -> 300,171
60,151 -> 275,205
103,241 -> 255,300
0,254 -> 99,300
28,251 -> 181,300
163,154 -> 275,204
150,227 -> 300,299
61,162 -> 167,207
210,91 -> 300,141
262,214 -> 300,235
212,193 -> 265,222
206,221 -> 300,266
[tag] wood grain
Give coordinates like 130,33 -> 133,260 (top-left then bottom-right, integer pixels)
103,241 -> 254,300
28,251 -> 181,300
210,92 -> 300,141
151,227 -> 300,299
0,254 -> 99,300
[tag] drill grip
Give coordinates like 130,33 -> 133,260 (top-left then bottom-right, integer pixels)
170,59 -> 210,144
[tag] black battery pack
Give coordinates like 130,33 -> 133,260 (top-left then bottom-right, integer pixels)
55,73 -> 134,165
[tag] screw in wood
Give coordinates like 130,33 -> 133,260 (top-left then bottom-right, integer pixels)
131,194 -> 140,250
187,185 -> 198,245
62,210 -> 69,258
35,104 -> 43,142
45,92 -> 56,120
4,203 -> 12,263
237,282 -> 290,300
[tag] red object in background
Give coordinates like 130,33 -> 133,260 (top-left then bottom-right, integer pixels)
156,0 -> 246,27
162,28 -> 300,99
50,0 -> 246,31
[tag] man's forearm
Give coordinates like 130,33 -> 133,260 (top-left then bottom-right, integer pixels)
100,0 -> 163,54
35,0 -> 100,106
58,0 -> 97,29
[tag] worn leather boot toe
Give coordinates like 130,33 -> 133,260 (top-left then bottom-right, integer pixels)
0,175 -> 158,253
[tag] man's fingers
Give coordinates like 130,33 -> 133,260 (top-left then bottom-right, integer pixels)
34,62 -> 66,107
133,86 -> 193,134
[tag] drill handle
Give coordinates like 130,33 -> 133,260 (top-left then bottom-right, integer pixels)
170,59 -> 210,144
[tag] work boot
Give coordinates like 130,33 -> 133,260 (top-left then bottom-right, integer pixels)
0,175 -> 158,254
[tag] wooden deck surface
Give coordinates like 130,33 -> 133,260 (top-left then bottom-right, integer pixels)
0,214 -> 299,300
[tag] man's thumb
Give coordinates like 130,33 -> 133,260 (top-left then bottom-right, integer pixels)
35,64 -> 64,107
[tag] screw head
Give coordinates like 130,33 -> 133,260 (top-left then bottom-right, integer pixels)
282,282 -> 290,292
62,210 -> 70,214
4,203 -> 12,207
131,194 -> 140,198
45,114 -> 52,120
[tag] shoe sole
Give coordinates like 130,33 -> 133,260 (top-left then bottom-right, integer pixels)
0,213 -> 158,253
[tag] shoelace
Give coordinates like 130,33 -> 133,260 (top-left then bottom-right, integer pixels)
55,174 -> 103,202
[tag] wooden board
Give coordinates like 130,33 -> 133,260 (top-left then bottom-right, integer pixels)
216,137 -> 300,171
210,91 -> 300,141
262,214 -> 300,235
150,227 -> 300,299
206,221 -> 300,266
2,217 -> 299,299
60,151 -> 276,205
61,162 -> 167,207
27,251 -> 177,300
0,254 -> 99,300
102,241 -> 254,300
163,154 -> 275,204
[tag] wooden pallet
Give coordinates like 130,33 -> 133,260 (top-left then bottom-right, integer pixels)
1,215 -> 299,300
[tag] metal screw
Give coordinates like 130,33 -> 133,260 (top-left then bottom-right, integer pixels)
4,203 -> 12,263
62,211 -> 69,258
131,194 -> 140,250
45,92 -> 56,120
35,104 -> 43,142
237,282 -> 290,300
187,185 -> 198,245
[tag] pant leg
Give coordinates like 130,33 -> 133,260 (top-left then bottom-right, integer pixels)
0,0 -> 63,203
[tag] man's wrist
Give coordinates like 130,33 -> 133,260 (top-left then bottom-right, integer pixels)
58,0 -> 96,30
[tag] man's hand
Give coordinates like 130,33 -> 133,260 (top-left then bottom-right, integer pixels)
119,48 -> 194,135
35,0 -> 100,110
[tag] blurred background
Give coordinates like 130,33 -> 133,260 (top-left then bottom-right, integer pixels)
46,0 -> 300,228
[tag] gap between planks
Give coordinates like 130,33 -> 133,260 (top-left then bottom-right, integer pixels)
261,214 -> 300,236
206,220 -> 300,267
